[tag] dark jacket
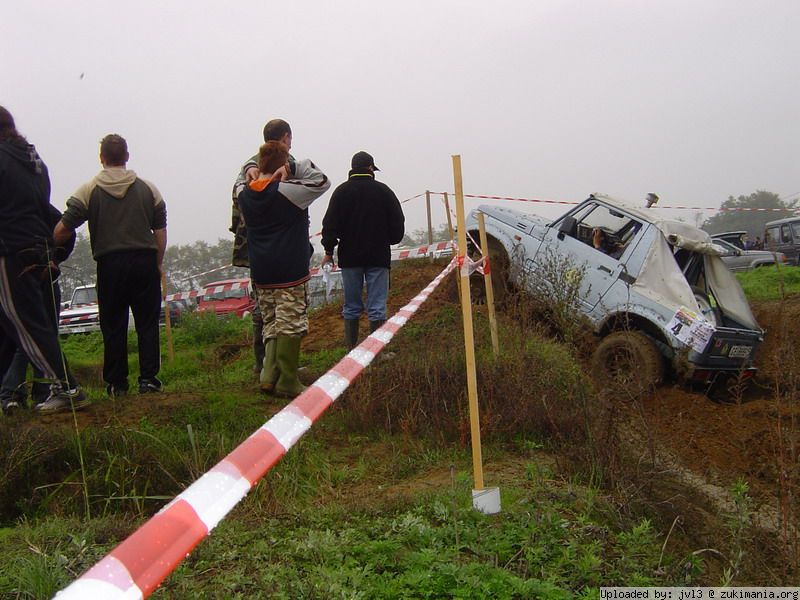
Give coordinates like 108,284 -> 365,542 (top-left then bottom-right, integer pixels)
321,169 -> 405,269
230,155 -> 296,267
237,159 -> 330,288
0,139 -> 54,255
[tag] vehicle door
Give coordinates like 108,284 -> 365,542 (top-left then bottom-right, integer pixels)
535,201 -> 644,311
715,239 -> 749,271
789,221 -> 800,265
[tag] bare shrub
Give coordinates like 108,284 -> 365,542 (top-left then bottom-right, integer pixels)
503,244 -> 595,350
338,301 -> 620,484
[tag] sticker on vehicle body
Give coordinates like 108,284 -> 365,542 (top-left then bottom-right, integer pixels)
667,307 -> 715,353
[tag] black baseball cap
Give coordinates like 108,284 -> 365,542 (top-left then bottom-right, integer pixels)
351,151 -> 379,171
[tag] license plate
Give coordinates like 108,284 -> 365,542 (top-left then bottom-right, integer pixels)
728,345 -> 752,359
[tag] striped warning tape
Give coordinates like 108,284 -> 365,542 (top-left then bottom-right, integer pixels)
422,191 -> 798,212
56,255 -> 458,600
165,243 -> 455,300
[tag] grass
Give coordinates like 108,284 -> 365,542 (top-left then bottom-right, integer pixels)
0,460 -> 677,599
736,264 -> 800,301
0,269 -> 737,597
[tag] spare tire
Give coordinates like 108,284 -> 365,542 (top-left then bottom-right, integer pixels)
691,286 -> 720,327
591,331 -> 664,397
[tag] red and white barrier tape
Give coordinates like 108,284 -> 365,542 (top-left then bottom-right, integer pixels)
166,281 -> 248,302
392,240 -> 453,261
422,191 -> 798,213
56,256 -> 458,600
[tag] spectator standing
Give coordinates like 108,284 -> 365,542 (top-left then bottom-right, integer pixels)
54,134 -> 167,396
231,119 -> 295,379
321,151 -> 405,349
237,141 -> 330,397
0,106 -> 87,414
0,205 -> 78,413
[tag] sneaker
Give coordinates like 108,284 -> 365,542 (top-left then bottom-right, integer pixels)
138,377 -> 163,394
106,384 -> 129,398
2,400 -> 21,416
35,389 -> 90,414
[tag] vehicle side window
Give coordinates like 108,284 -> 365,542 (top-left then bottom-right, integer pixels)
781,224 -> 792,243
574,204 -> 642,260
765,227 -> 779,245
791,222 -> 800,242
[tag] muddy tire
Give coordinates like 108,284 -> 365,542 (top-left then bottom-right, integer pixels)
468,238 -> 509,305
591,331 -> 664,396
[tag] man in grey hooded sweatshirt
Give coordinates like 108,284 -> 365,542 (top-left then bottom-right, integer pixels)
54,134 -> 167,397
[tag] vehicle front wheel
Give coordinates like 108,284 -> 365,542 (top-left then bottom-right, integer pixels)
591,331 -> 664,397
468,238 -> 509,305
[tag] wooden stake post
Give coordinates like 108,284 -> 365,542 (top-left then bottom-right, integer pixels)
452,155 -> 485,491
425,190 -> 434,245
477,212 -> 500,357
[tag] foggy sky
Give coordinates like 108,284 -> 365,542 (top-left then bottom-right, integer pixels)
2,1 -> 798,249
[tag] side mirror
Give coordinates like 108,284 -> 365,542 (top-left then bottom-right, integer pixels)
62,302 -> 70,310
557,216 -> 577,240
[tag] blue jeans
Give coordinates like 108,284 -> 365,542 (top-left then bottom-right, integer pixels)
341,267 -> 389,321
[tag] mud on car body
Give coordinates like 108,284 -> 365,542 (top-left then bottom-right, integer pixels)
466,193 -> 763,393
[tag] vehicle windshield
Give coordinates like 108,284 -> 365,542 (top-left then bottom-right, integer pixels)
72,287 -> 97,305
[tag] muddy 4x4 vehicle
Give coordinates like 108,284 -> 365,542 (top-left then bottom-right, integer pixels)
466,194 -> 763,393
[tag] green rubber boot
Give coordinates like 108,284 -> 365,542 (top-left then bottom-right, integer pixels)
344,318 -> 360,349
369,319 -> 386,333
252,320 -> 265,374
274,336 -> 306,398
259,338 -> 278,393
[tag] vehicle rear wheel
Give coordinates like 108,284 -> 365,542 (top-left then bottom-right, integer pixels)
591,331 -> 664,397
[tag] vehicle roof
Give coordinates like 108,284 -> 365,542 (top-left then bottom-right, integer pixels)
590,193 -> 714,248
765,216 -> 800,227
710,231 -> 747,237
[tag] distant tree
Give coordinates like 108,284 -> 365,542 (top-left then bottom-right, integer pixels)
163,238 -> 240,293
701,191 -> 797,240
59,233 -> 95,299
400,223 -> 452,247
60,236 -> 241,298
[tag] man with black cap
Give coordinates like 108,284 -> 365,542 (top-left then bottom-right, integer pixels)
321,151 -> 405,349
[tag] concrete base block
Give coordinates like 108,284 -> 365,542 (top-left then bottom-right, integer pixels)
472,487 -> 501,514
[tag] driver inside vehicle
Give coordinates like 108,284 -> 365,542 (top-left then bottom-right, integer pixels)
592,228 -> 624,259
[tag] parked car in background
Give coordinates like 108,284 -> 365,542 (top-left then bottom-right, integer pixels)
712,238 -> 787,272
59,285 -> 101,335
709,231 -> 747,250
465,193 -> 763,395
196,278 -> 255,318
764,216 -> 800,265
60,285 -> 179,334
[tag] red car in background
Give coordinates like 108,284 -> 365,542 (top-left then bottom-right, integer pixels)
196,278 -> 255,318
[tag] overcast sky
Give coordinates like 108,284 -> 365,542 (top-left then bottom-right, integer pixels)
3,1 -> 798,249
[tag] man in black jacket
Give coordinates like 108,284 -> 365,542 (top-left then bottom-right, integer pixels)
321,151 -> 405,348
0,106 -> 88,414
